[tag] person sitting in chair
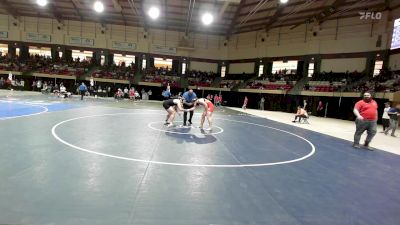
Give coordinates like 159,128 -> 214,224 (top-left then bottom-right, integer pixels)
292,106 -> 308,123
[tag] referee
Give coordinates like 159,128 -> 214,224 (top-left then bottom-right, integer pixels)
182,89 -> 197,126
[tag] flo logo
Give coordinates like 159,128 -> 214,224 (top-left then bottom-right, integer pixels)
359,12 -> 382,20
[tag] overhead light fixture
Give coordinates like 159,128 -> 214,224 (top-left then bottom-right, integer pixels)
36,0 -> 48,7
280,0 -> 289,4
148,7 -> 160,20
202,13 -> 214,26
94,1 -> 104,13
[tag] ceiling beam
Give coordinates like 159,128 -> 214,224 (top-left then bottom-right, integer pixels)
289,0 -> 348,30
226,0 -> 246,38
264,3 -> 285,32
70,0 -> 83,20
0,0 -> 20,20
49,2 -> 63,24
127,0 -> 147,30
237,0 -> 306,17
184,0 -> 196,35
112,0 -> 126,25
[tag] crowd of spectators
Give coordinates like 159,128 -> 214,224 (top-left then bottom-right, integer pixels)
347,69 -> 400,92
187,70 -> 217,87
92,62 -> 135,80
304,70 -> 365,92
142,67 -> 180,87
246,80 -> 295,90
0,54 -> 92,76
259,70 -> 300,82
220,80 -> 240,88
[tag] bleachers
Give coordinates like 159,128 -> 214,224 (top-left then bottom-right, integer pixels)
142,67 -> 180,87
93,63 -> 135,80
247,80 -> 295,90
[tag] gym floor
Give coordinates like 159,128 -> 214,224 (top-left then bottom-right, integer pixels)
0,91 -> 399,225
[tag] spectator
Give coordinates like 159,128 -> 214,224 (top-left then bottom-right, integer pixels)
135,90 -> 140,100
124,87 -> 129,98
316,101 -> 324,117
214,94 -> 219,106
31,80 -> 36,91
353,92 -> 378,150
384,104 -> 400,137
381,102 -> 391,132
292,106 -> 308,123
129,88 -> 135,100
260,97 -> 265,111
162,89 -> 171,99
242,96 -> 248,110
79,82 -> 87,100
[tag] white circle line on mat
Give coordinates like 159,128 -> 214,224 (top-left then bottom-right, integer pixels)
0,100 -> 49,120
51,112 -> 316,168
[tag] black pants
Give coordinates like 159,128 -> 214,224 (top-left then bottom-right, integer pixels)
183,103 -> 194,125
80,91 -> 85,100
382,118 -> 390,131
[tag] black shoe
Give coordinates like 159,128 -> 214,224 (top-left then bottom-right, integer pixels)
183,123 -> 187,126
188,120 -> 192,125
292,121 -> 296,123
164,122 -> 169,126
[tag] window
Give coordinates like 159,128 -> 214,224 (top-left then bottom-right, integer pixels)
258,65 -> 264,77
29,46 -> 51,57
221,66 -> 226,77
0,44 -> 8,56
308,63 -> 314,77
72,50 -> 93,61
272,60 -> 298,74
182,63 -> 186,75
142,59 -> 147,70
154,58 -> 172,70
114,54 -> 135,66
100,55 -> 105,66
15,48 -> 20,57
373,60 -> 383,77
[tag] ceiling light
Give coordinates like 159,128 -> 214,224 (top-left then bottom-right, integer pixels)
36,0 -> 48,7
202,13 -> 214,26
280,0 -> 289,4
148,7 -> 160,20
94,1 -> 104,13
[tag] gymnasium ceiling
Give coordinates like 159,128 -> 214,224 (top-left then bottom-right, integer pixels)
0,0 -> 397,36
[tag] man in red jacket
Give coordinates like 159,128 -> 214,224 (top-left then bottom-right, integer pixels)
353,92 -> 378,150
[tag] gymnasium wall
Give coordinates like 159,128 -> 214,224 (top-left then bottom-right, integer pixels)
389,53 -> 400,70
0,8 -> 399,63
189,61 -> 218,73
320,58 -> 367,72
229,62 -> 255,74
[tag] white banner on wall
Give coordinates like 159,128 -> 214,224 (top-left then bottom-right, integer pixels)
229,62 -> 255,74
69,37 -> 94,46
152,44 -> 177,54
0,31 -> 8,38
26,33 -> 51,42
190,61 -> 218,73
321,58 -> 366,73
112,41 -> 137,50
391,18 -> 400,49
